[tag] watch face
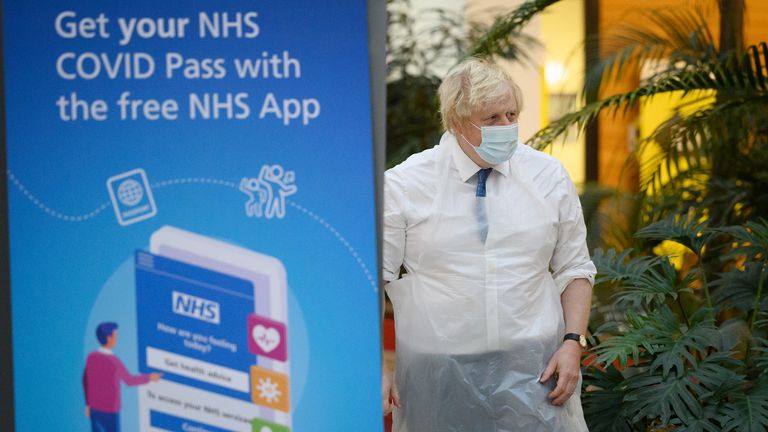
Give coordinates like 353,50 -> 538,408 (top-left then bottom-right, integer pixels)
579,335 -> 587,348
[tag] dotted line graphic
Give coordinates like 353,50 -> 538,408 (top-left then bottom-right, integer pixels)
7,171 -> 378,292
287,201 -> 377,292
6,169 -> 110,222
152,178 -> 238,189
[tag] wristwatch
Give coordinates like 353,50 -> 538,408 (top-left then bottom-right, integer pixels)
563,333 -> 587,349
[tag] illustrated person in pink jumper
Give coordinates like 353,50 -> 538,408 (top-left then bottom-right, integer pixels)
83,322 -> 162,432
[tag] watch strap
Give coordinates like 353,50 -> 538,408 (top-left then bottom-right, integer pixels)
563,333 -> 586,348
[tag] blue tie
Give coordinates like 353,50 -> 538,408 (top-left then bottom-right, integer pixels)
476,168 -> 492,197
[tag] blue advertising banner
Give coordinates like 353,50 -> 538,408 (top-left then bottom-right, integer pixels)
1,1 -> 381,431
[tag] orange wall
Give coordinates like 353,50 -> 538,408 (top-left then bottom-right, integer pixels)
745,0 -> 768,46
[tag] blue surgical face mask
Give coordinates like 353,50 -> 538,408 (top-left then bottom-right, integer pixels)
461,122 -> 519,165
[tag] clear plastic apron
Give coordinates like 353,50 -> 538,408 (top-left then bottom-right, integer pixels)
386,141 -> 588,431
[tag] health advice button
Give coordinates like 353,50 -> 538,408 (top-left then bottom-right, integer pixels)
147,346 -> 249,393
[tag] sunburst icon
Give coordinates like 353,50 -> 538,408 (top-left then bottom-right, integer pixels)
257,377 -> 282,403
251,365 -> 290,412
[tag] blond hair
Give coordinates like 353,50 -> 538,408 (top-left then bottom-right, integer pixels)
438,57 -> 523,133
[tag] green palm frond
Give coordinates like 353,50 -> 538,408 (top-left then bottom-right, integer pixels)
639,94 -> 768,197
593,248 -> 693,307
469,0 -> 559,58
585,7 -> 717,101
528,42 -> 768,149
613,257 -> 693,307
593,248 -> 653,285
528,80 -> 705,149
715,219 -> 768,262
635,213 -> 711,256
636,112 -> 710,197
647,95 -> 768,161
754,311 -> 768,330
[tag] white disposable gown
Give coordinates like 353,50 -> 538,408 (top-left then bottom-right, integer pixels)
383,133 -> 596,431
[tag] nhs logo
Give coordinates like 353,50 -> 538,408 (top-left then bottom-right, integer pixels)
172,291 -> 220,324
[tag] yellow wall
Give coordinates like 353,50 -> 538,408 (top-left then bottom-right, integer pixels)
540,0 -> 586,184
637,91 -> 715,189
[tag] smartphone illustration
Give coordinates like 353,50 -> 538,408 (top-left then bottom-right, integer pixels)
137,226 -> 291,431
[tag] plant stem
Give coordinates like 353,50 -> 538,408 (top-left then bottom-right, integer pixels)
698,262 -> 714,319
749,262 -> 767,332
676,296 -> 691,328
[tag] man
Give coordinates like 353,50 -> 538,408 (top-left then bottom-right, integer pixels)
83,322 -> 162,432
382,58 -> 595,431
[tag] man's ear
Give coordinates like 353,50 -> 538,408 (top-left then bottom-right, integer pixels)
450,120 -> 462,137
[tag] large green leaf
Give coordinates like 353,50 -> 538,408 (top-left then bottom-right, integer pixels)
719,376 -> 768,432
593,306 -> 718,376
647,308 -> 719,378
750,336 -> 768,373
711,262 -> 766,314
623,353 -> 742,427
623,370 -> 704,425
687,353 -> 745,401
592,313 -> 656,368
581,366 -> 637,432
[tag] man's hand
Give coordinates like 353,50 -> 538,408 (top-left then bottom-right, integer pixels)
382,365 -> 400,415
540,341 -> 582,406
149,372 -> 163,382
84,406 -> 90,418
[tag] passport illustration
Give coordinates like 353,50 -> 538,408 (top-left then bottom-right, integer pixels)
107,168 -> 157,226
136,226 -> 291,431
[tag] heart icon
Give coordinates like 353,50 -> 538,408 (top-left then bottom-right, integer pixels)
252,324 -> 281,353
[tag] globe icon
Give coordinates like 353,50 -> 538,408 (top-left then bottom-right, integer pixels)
117,179 -> 144,206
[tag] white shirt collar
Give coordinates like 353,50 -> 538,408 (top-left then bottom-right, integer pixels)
98,347 -> 114,355
448,132 -> 510,182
